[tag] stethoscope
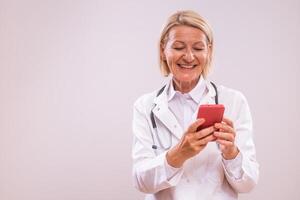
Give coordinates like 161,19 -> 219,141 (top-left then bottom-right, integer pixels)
150,81 -> 219,151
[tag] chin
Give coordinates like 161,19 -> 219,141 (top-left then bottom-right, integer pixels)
175,74 -> 200,83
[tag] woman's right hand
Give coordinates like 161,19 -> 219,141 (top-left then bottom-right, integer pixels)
166,118 -> 216,168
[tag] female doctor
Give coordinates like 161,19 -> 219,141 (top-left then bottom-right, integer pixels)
132,10 -> 259,200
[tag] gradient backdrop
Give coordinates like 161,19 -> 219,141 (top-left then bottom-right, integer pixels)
0,0 -> 299,199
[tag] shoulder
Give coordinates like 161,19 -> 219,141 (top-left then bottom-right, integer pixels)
217,84 -> 250,113
216,84 -> 251,120
133,86 -> 165,112
134,91 -> 156,110
218,84 -> 248,104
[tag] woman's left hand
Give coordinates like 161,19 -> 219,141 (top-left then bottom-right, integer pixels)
213,117 -> 239,160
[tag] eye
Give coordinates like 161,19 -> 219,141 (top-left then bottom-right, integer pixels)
173,47 -> 185,50
194,47 -> 205,51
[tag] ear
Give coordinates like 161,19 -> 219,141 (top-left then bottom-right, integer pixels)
208,43 -> 212,52
206,43 -> 212,58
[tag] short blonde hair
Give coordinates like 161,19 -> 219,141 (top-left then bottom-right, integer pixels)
159,10 -> 214,77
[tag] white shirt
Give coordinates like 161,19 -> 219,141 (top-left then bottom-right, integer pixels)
167,76 -> 207,130
132,78 -> 259,200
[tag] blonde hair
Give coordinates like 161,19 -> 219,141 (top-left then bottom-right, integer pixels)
159,10 -> 214,77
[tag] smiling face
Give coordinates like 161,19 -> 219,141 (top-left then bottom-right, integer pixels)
162,25 -> 211,92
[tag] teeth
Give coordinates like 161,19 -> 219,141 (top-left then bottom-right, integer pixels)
178,64 -> 195,69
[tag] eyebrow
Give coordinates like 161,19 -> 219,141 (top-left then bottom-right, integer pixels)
172,41 -> 206,46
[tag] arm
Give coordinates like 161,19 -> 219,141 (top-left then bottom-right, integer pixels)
214,94 -> 259,193
132,101 -> 183,194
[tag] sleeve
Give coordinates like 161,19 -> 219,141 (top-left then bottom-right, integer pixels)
222,93 -> 259,193
132,99 -> 184,194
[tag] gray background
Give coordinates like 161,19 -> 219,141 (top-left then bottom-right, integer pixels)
0,0 -> 299,199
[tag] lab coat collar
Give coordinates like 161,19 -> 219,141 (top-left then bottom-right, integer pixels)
154,76 -> 216,104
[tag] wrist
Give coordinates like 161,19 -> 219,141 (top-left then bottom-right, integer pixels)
222,146 -> 239,160
166,148 -> 185,168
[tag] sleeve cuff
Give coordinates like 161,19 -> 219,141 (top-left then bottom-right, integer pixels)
162,151 -> 184,184
222,151 -> 243,180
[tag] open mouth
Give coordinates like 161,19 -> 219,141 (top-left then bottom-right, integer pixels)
177,64 -> 197,69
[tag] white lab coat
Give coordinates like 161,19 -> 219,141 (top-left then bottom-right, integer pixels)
132,79 -> 259,200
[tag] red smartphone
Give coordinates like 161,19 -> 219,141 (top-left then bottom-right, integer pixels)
197,104 -> 225,130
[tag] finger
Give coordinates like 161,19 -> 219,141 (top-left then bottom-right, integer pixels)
195,125 -> 216,139
214,123 -> 235,135
214,131 -> 235,142
195,134 -> 217,145
222,117 -> 234,128
187,118 -> 205,133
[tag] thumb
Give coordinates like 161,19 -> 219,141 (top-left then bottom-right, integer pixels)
186,118 -> 205,133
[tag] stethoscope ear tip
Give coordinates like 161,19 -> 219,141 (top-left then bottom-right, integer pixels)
152,145 -> 158,149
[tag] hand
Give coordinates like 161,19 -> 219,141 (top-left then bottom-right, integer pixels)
166,118 -> 216,168
214,117 -> 239,160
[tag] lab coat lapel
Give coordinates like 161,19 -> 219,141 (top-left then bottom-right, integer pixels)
153,85 -> 183,140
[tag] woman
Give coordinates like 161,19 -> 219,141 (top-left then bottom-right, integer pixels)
132,10 -> 259,200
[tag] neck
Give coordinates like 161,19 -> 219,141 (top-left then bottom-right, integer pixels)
172,77 -> 200,93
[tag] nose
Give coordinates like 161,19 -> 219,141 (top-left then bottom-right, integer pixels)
183,49 -> 195,62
